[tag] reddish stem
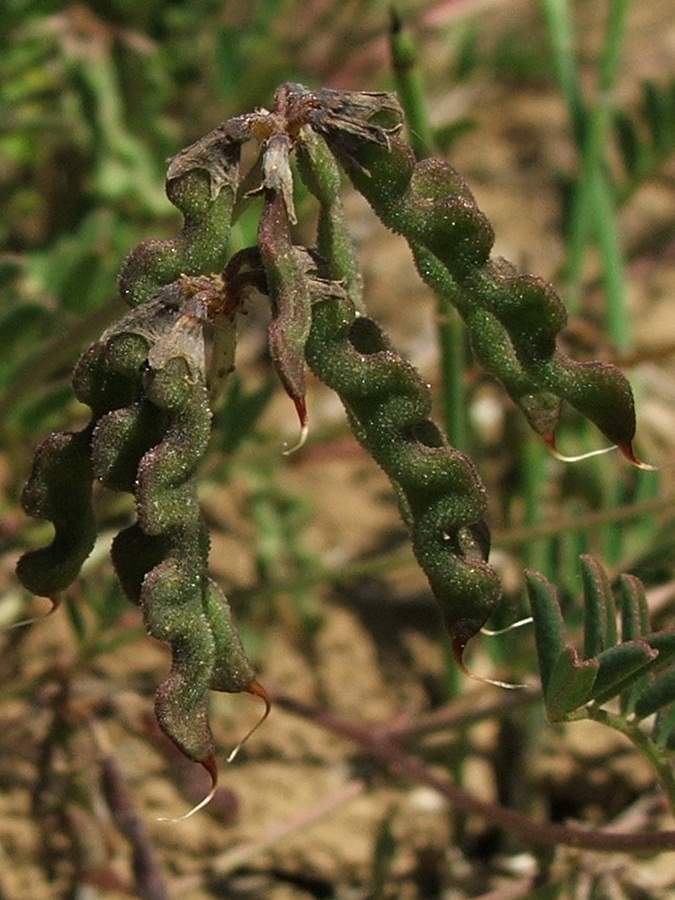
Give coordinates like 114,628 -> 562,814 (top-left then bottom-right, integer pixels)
272,692 -> 675,853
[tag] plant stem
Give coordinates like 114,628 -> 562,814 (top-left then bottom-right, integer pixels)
585,704 -> 675,815
542,0 -> 631,346
388,8 -> 436,159
274,692 -> 675,852
387,11 -> 468,449
539,0 -> 585,145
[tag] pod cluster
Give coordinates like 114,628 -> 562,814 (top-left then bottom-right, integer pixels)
18,83 -> 643,780
18,280 -> 261,779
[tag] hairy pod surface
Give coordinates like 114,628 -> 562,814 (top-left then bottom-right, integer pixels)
304,283 -> 502,654
16,332 -> 152,598
104,314 -> 258,769
296,129 -> 364,311
118,134 -> 241,307
16,431 -> 96,598
321,124 -> 638,455
259,190 -> 312,424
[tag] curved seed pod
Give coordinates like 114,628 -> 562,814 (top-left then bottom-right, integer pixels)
319,117 -> 639,459
118,125 -> 244,307
110,523 -> 172,606
135,357 -> 212,535
259,190 -> 312,426
72,332 -> 150,415
91,401 -> 168,493
16,431 -> 96,598
413,245 -> 563,437
16,332 -> 151,599
19,263 -> 260,780
304,280 -> 501,657
142,553 -> 218,765
110,349 -> 260,776
202,580 -> 256,693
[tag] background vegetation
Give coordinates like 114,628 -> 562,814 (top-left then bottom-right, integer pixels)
2,0 -> 675,897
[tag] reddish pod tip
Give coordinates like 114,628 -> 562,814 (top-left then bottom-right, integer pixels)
294,395 -> 308,428
542,431 -> 618,464
226,680 -> 272,763
617,441 -> 658,471
247,678 -> 272,712
542,431 -> 557,454
283,399 -> 309,455
157,755 -> 218,822
452,634 -> 471,673
202,754 -> 218,786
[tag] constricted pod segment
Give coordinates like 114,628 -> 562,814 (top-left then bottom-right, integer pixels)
303,280 -> 501,658
318,116 -> 639,460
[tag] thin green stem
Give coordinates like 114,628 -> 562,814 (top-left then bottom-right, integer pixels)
539,0 -> 585,144
388,12 -> 468,449
542,0 -> 631,342
590,167 -> 630,349
521,438 -> 555,574
586,704 -> 675,814
388,8 -> 436,160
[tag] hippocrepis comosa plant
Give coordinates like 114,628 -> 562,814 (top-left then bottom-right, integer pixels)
17,83 -> 656,810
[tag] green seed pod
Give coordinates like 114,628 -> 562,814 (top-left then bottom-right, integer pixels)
16,331 -> 152,599
202,580 -> 256,693
20,264 -> 260,776
91,401 -> 168,494
142,554 -> 217,764
411,245 -> 563,437
110,336 -> 259,772
318,109 -> 639,458
304,280 -> 501,656
16,431 -> 96,598
118,122 -> 245,307
259,190 -> 312,425
135,358 -> 212,536
110,523 -> 172,607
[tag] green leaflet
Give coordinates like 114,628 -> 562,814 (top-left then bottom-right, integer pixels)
525,570 -> 567,695
528,556 -> 675,722
580,553 -> 616,658
545,647 -> 599,721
